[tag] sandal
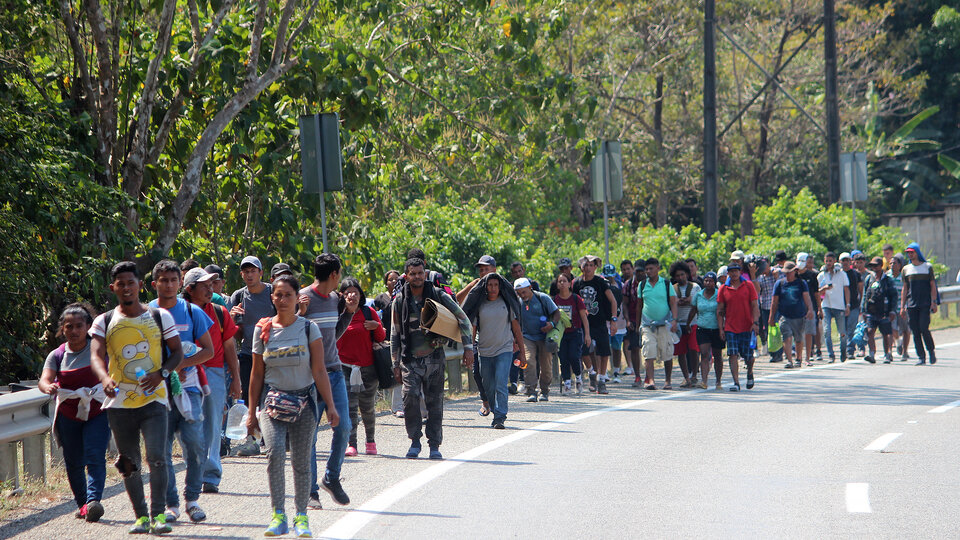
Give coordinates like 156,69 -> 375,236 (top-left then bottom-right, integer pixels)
478,404 -> 490,417
643,383 -> 657,390
679,380 -> 692,388
662,383 -> 673,390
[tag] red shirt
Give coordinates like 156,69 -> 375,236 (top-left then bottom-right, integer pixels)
553,293 -> 587,332
337,308 -> 386,367
200,302 -> 239,368
718,281 -> 758,334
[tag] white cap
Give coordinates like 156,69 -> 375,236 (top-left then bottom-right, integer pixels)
796,252 -> 809,265
513,277 -> 532,289
839,252 -> 851,261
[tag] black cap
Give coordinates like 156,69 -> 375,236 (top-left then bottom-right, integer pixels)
204,264 -> 224,280
727,263 -> 742,271
271,263 -> 293,279
475,255 -> 496,268
774,250 -> 787,262
557,257 -> 573,268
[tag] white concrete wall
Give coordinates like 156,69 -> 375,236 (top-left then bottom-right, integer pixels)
884,208 -> 959,283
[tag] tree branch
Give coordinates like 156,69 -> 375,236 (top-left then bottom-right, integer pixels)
82,0 -> 118,181
247,0 -> 268,81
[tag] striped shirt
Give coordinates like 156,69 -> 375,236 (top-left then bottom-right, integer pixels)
903,262 -> 935,308
300,285 -> 345,370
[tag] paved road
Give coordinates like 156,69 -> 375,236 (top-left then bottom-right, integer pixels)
5,328 -> 960,539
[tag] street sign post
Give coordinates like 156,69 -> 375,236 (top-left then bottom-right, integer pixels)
590,141 -> 623,263
299,112 -> 343,252
840,151 -> 868,250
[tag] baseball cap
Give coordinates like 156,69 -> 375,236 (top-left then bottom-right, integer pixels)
867,256 -> 883,268
892,253 -> 907,265
774,250 -> 787,262
782,261 -> 798,273
271,262 -> 293,279
240,255 -> 262,270
578,255 -> 601,268
513,277 -> 532,289
183,267 -> 216,289
557,257 -> 573,268
203,264 -> 224,280
475,255 -> 496,268
602,264 -> 617,277
703,271 -> 718,281
730,250 -> 745,260
839,252 -> 851,260
718,265 -> 728,277
727,263 -> 742,271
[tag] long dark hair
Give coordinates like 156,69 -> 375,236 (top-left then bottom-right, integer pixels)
338,277 -> 367,313
57,302 -> 96,338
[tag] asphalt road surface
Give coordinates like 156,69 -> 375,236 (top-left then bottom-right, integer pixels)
5,328 -> 960,539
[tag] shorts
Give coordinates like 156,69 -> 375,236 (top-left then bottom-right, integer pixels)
725,331 -> 754,361
804,314 -> 819,336
865,314 -> 893,336
641,325 -> 674,362
625,328 -> 640,350
892,313 -> 908,334
779,317 -> 806,341
674,325 -> 700,355
583,325 -> 612,357
696,327 -> 725,350
610,333 -> 625,351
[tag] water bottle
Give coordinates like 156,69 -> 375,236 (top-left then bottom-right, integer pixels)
749,331 -> 757,350
135,368 -> 153,396
182,340 -> 200,358
225,400 -> 249,441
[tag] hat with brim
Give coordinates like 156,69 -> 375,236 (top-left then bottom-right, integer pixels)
513,277 -> 532,289
578,255 -> 601,268
839,252 -> 851,261
727,263 -> 742,271
868,256 -> 884,268
183,268 -> 217,289
557,257 -> 573,268
475,255 -> 496,268
271,262 -> 293,279
240,255 -> 262,270
782,261 -> 798,273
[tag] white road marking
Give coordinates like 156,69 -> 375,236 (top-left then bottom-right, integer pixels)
846,483 -> 872,513
320,359 -> 867,539
928,399 -> 960,414
936,340 -> 960,348
907,420 -> 918,424
864,432 -> 902,452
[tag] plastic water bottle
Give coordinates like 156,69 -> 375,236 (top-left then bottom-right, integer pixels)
182,341 -> 200,358
135,368 -> 154,395
225,400 -> 249,441
749,331 -> 757,350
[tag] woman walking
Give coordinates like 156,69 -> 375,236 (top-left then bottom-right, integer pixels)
247,275 -> 340,537
552,274 -> 591,395
337,278 -> 386,456
38,303 -> 109,523
688,273 -> 725,389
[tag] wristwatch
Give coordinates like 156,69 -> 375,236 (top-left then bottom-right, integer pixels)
161,369 -> 170,378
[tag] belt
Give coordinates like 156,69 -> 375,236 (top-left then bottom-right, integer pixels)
327,367 -> 341,374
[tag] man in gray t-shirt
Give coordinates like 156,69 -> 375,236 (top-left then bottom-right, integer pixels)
470,276 -> 524,428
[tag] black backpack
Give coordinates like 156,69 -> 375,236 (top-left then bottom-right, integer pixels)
862,274 -> 888,316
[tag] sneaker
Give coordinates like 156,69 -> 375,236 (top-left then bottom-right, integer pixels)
746,375 -> 754,390
264,511 -> 289,536
612,375 -> 621,384
785,362 -> 795,369
729,384 -> 741,392
185,503 -> 206,523
86,501 -> 104,522
492,419 -> 505,429
865,355 -> 876,364
508,382 -> 518,395
539,392 -> 549,401
690,376 -> 698,385
575,380 -> 582,395
293,513 -> 311,538
624,367 -> 635,376
405,441 -> 422,459
930,353 -> 937,365
562,380 -> 572,394
163,507 -> 179,523
828,356 -> 836,364
344,445 -> 358,457
201,482 -> 219,494
365,442 -> 378,455
75,504 -> 87,520
526,393 -> 538,403
900,354 -> 908,362
896,342 -> 903,355
883,357 -> 892,364
394,410 -> 405,418
429,446 -> 443,460
597,380 -> 608,394
815,352 -> 823,362
516,382 -> 526,394
129,516 -> 151,534
151,514 -> 172,535
915,359 -> 926,365
308,493 -> 322,510
322,475 -> 350,506
698,381 -> 708,389
588,372 -> 597,392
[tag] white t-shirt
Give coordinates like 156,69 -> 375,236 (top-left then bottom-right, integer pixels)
817,269 -> 850,310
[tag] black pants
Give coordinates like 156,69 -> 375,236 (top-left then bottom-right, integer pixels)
473,353 -> 486,399
107,402 -> 168,519
401,353 -> 445,447
907,307 -> 935,360
238,352 -> 252,404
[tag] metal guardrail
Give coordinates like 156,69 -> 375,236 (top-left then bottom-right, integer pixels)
938,285 -> 960,319
0,388 -> 53,491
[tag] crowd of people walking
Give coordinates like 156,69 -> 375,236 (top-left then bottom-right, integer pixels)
36,241 -> 943,536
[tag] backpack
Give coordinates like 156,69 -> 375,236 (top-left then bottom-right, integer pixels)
258,317 -> 311,346
862,274 -> 889,316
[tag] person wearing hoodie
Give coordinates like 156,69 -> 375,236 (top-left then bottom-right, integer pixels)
900,243 -> 939,365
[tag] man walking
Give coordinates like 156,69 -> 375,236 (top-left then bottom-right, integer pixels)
717,263 -> 760,391
515,278 -> 560,401
573,255 -> 618,393
901,243 -> 939,365
181,268 -> 242,495
391,258 -> 474,460
637,258 -> 678,390
148,261 -> 215,524
89,261 -> 184,534
818,252 -> 850,362
510,261 -> 541,292
840,252 -> 863,359
228,255 -> 274,456
768,262 -> 813,369
620,259 -> 641,384
861,257 -> 898,364
297,253 -> 354,508
796,253 -> 821,363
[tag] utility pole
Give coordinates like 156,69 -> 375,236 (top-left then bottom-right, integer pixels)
703,0 -> 718,234
824,0 -> 841,203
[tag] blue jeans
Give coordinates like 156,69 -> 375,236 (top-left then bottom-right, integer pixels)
479,352 -> 512,422
166,390 -> 206,506
822,307 -> 848,359
55,412 -> 110,508
201,366 -> 226,487
311,370 -> 351,493
845,306 -> 861,355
